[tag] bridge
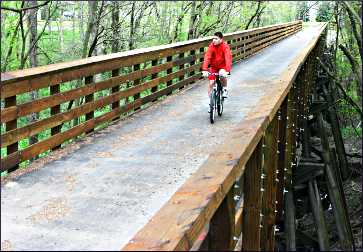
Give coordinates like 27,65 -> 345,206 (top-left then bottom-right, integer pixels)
1,21 -> 328,251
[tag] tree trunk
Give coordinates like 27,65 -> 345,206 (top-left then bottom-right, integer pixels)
129,1 -> 135,50
59,5 -> 64,53
187,1 -> 197,40
79,1 -> 84,41
27,0 -> 39,147
111,1 -> 119,53
82,1 -> 97,58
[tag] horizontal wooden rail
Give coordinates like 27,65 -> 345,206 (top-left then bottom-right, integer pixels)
122,22 -> 327,251
1,21 -> 302,172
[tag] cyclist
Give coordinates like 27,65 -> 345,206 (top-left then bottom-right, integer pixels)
201,31 -> 232,101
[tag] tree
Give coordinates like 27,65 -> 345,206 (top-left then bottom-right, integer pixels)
27,0 -> 39,147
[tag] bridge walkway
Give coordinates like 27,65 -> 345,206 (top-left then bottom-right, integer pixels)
1,23 -> 323,250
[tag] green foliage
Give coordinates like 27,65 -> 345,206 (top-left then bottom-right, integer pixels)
316,2 -> 334,22
296,1 -> 310,22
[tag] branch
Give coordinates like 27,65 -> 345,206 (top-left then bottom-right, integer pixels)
341,1 -> 362,59
342,1 -> 362,26
317,57 -> 362,117
21,1 -> 58,68
1,0 -> 51,13
299,1 -> 319,19
245,1 -> 262,30
338,44 -> 362,87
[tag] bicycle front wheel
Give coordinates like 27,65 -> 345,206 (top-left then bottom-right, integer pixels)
210,91 -> 216,124
217,92 -> 223,116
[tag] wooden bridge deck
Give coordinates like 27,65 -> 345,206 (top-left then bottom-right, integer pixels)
1,23 -> 324,250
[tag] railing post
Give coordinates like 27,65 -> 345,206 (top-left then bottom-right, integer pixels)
151,59 -> 158,102
166,56 -> 173,96
111,68 -> 120,120
242,140 -> 263,251
178,52 -> 185,90
260,114 -> 279,251
5,95 -> 18,172
85,75 -> 94,134
133,64 -> 141,111
207,188 -> 235,250
50,84 -> 61,149
189,49 -> 196,81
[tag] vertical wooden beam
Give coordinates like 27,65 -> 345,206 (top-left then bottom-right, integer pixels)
242,141 -> 263,251
284,190 -> 296,251
166,56 -> 173,96
308,179 -> 330,250
178,52 -> 185,90
189,50 -> 196,83
284,88 -> 296,251
208,188 -> 235,250
317,113 -> 354,250
85,75 -> 94,134
111,68 -> 120,120
276,98 -> 288,224
261,115 -> 279,251
5,95 -> 18,172
151,59 -> 158,102
133,63 -> 141,111
50,85 -> 61,150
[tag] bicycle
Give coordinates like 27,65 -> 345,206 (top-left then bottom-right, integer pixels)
208,72 -> 226,124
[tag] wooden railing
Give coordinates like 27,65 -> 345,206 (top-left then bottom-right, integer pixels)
122,23 -> 328,251
0,21 -> 302,172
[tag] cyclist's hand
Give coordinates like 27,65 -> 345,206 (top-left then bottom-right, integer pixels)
219,69 -> 228,78
202,71 -> 209,78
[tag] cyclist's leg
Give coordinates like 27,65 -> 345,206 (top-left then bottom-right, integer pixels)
221,77 -> 227,87
208,80 -> 216,97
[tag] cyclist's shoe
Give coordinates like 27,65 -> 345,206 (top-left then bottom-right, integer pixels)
222,88 -> 228,98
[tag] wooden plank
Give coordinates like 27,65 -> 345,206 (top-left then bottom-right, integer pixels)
260,115 -> 279,251
242,140 -> 263,251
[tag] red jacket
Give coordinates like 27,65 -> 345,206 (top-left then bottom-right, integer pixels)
202,40 -> 232,72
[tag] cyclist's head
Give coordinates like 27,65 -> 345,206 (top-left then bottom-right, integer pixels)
212,32 -> 223,45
